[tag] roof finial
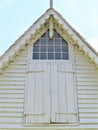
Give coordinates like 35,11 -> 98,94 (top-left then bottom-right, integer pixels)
50,0 -> 53,8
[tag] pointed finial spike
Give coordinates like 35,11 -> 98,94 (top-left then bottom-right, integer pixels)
50,0 -> 53,8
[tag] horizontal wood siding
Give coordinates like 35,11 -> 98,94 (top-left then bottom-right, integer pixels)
0,50 -> 27,127
0,46 -> 98,129
75,46 -> 98,126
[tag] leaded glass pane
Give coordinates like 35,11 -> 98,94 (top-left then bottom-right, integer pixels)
33,30 -> 69,60
33,53 -> 39,59
62,53 -> 69,59
33,46 -> 39,52
40,53 -> 46,59
48,46 -> 54,52
62,46 -> 68,52
48,39 -> 53,45
55,46 -> 61,52
41,46 -> 46,52
55,53 -> 61,59
55,39 -> 60,46
48,53 -> 54,59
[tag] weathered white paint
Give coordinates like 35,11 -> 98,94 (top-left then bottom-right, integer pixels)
0,35 -> 98,129
0,50 -> 27,128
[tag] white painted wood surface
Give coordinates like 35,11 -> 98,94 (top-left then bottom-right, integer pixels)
0,41 -> 98,129
25,60 -> 77,124
0,50 -> 27,127
75,46 -> 98,126
24,61 -> 50,124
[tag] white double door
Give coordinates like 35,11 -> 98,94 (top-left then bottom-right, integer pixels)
26,60 -> 76,124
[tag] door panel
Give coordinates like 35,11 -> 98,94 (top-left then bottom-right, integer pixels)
25,62 -> 50,124
25,61 -> 77,124
51,63 -> 67,123
50,62 -> 59,123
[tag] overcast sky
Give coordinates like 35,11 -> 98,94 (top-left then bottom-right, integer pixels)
0,0 -> 98,56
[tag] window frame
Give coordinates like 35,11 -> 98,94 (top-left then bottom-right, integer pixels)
32,30 -> 70,60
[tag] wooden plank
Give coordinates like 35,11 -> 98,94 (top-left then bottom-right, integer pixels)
79,104 -> 98,108
77,82 -> 98,86
79,109 -> 98,113
10,60 -> 27,65
76,73 -> 98,78
80,118 -> 98,123
76,65 -> 96,70
14,56 -> 27,61
78,100 -> 98,104
78,90 -> 98,94
78,86 -> 98,90
55,63 -> 67,123
0,94 -> 24,99
79,113 -> 98,118
0,117 -> 22,123
65,62 -> 77,123
0,81 -> 25,85
42,62 -> 50,123
77,77 -> 98,82
0,86 -> 25,90
8,65 -> 26,69
0,113 -> 22,117
0,108 -> 23,112
25,62 -> 50,124
51,62 -> 59,123
3,69 -> 26,73
0,124 -> 22,128
0,98 -> 24,103
0,90 -> 24,94
0,77 -> 25,81
78,95 -> 98,99
76,70 -> 98,74
0,73 -> 26,77
0,103 -> 23,108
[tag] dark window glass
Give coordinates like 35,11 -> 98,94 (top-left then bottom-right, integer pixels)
33,30 -> 69,60
62,53 -> 69,59
48,39 -> 53,45
62,46 -> 68,52
33,53 -> 39,59
55,53 -> 61,59
34,40 -> 40,46
55,46 -> 61,52
41,39 -> 46,45
40,53 -> 46,59
62,39 -> 68,46
41,33 -> 47,38
54,31 -> 60,38
33,46 -> 39,52
55,39 -> 60,46
48,46 -> 54,52
48,53 -> 54,59
41,46 -> 46,52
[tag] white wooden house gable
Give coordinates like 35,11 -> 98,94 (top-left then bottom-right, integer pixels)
0,7 -> 98,130
24,30 -> 77,125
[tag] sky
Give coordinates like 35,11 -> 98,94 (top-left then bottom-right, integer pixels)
0,0 -> 98,56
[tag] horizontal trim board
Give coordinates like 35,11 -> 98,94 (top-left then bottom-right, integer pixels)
0,103 -> 23,107
0,94 -> 24,99
0,117 -> 22,123
0,86 -> 25,90
0,98 -> 24,103
0,113 -> 22,117
0,108 -> 23,112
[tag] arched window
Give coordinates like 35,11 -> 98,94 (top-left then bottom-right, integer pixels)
33,30 -> 69,60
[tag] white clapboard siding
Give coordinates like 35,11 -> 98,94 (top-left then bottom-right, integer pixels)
75,46 -> 98,125
0,50 -> 27,126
